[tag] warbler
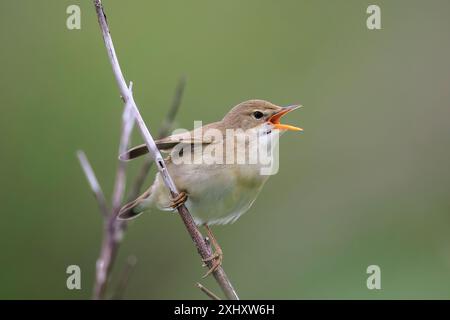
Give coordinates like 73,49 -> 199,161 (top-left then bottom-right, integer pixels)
118,99 -> 302,275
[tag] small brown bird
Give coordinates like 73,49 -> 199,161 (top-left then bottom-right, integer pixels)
118,99 -> 302,276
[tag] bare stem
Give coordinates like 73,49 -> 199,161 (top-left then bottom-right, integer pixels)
92,87 -> 135,300
111,83 -> 135,213
92,0 -> 239,300
77,150 -> 109,218
81,75 -> 183,300
158,76 -> 186,138
128,76 -> 186,200
197,283 -> 221,300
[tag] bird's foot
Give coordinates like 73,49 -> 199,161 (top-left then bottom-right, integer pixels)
170,191 -> 188,209
200,224 -> 223,278
202,248 -> 223,278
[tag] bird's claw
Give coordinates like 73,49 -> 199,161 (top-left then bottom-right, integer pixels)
170,191 -> 188,209
202,250 -> 223,278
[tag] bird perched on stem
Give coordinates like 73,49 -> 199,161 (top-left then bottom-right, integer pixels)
118,99 -> 303,276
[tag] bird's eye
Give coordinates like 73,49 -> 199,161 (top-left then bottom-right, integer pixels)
252,111 -> 264,119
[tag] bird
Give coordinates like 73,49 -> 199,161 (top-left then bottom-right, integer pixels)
118,99 -> 303,276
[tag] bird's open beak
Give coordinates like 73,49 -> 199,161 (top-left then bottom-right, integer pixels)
268,105 -> 303,132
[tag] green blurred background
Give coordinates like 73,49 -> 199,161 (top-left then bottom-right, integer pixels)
1,0 -> 450,299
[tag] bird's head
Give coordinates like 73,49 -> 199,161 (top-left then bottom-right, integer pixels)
222,99 -> 303,133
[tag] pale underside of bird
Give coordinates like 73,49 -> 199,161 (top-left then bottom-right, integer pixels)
118,99 -> 302,226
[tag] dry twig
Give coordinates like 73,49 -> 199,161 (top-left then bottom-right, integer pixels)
128,76 -> 186,200
77,151 -> 109,218
92,0 -> 239,300
78,78 -> 183,299
90,83 -> 134,300
197,283 -> 221,300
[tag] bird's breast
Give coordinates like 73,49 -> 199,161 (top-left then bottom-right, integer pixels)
166,161 -> 268,225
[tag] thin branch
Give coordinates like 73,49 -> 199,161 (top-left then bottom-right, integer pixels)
128,76 -> 186,199
92,0 -> 239,300
77,150 -> 109,218
84,79 -> 183,299
197,283 -> 221,300
93,84 -> 135,300
112,255 -> 137,300
112,82 -> 135,213
158,76 -> 186,138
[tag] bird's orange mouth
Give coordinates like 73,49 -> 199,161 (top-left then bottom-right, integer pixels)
268,105 -> 303,131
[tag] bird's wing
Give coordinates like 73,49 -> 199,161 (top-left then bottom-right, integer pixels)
117,187 -> 151,220
119,130 -> 215,161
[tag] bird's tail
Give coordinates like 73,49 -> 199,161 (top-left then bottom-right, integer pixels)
118,188 -> 152,220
